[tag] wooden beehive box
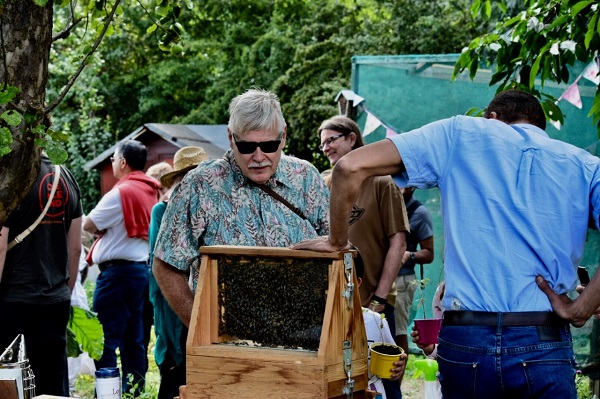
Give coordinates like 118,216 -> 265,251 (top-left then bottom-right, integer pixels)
184,245 -> 368,399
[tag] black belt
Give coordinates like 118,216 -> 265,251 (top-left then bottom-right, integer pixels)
443,311 -> 567,327
98,259 -> 146,272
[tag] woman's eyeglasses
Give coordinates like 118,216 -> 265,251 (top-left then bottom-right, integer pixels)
233,132 -> 283,154
319,133 -> 346,151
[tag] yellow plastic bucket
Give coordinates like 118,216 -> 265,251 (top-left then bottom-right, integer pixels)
369,342 -> 404,379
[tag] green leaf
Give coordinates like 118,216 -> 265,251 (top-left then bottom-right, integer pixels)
484,0 -> 492,20
589,94 -> 600,124
465,106 -> 485,116
66,327 -> 83,358
571,0 -> 594,17
31,125 -> 46,135
34,138 -> 47,147
470,0 -> 482,20
184,0 -> 193,10
469,57 -> 479,80
585,13 -> 598,49
155,5 -> 169,17
68,306 -> 104,361
147,24 -> 158,34
33,0 -> 49,5
0,110 -> 22,126
0,126 -> 12,145
46,141 -> 69,164
548,14 -> 570,31
0,86 -> 20,104
530,50 -> 546,88
542,100 -> 564,125
47,128 -> 70,142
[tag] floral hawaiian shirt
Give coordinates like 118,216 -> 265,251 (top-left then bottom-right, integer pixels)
154,150 -> 330,291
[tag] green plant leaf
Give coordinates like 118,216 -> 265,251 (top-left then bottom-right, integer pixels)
585,13 -> 598,49
46,141 -> 69,164
0,127 -> 13,157
33,0 -> 49,6
530,51 -> 545,88
48,128 -> 70,142
147,23 -> 158,34
0,86 -> 20,104
571,0 -> 594,17
0,110 -> 22,126
68,306 -> 104,361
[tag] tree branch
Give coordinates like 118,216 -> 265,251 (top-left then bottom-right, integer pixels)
45,0 -> 122,114
52,17 -> 84,42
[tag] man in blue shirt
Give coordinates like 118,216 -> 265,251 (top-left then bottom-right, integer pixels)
294,90 -> 600,398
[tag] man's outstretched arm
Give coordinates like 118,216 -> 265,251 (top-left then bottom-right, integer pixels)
293,139 -> 405,252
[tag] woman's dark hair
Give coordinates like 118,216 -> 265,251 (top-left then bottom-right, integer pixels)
317,115 -> 364,149
117,140 -> 147,171
483,90 -> 546,130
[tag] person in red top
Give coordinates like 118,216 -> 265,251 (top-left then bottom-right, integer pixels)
84,140 -> 159,396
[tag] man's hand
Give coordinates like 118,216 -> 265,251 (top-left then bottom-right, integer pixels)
290,236 -> 351,252
389,352 -> 408,381
411,324 -> 435,356
536,275 -> 591,327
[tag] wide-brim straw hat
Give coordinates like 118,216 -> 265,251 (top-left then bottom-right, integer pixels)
160,146 -> 209,188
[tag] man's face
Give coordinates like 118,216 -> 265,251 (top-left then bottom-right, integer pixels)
229,127 -> 286,184
320,129 -> 355,166
111,150 -> 124,179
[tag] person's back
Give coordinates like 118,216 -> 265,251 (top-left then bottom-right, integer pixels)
84,140 -> 159,396
388,89 -> 600,398
294,89 -> 600,399
399,114 -> 597,312
0,154 -> 83,396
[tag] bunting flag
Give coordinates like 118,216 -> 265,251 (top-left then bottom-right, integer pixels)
362,110 -> 382,137
582,57 -> 600,85
385,127 -> 398,138
554,58 -> 599,113
561,81 -> 583,109
548,118 -> 562,131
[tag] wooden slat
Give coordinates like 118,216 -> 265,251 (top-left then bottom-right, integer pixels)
186,355 -> 326,398
200,245 -> 352,260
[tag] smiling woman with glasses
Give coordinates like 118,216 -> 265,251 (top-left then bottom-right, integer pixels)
318,132 -> 347,151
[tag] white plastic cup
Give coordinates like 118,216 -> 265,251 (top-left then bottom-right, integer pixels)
95,367 -> 121,399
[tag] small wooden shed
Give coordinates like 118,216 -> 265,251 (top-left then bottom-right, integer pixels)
84,123 -> 229,196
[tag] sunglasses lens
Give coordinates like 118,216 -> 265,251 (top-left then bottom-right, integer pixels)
235,142 -> 257,154
235,140 -> 281,154
259,140 -> 281,153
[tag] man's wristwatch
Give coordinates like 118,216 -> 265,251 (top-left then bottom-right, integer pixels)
410,252 -> 416,261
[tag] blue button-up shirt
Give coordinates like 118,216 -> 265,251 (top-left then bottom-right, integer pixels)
390,115 -> 600,312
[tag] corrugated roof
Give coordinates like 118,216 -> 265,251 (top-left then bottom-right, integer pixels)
84,123 -> 229,171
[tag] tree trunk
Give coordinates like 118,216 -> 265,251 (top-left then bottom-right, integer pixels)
0,1 -> 53,226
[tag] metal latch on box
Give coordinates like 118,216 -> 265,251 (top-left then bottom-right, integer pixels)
342,252 -> 354,309
342,340 -> 354,398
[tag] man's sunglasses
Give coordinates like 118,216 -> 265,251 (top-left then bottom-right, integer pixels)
232,132 -> 283,154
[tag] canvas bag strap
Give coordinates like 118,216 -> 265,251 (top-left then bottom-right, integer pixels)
253,183 -> 308,221
7,165 -> 61,251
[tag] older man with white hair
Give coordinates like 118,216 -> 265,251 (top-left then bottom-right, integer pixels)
152,88 -> 330,327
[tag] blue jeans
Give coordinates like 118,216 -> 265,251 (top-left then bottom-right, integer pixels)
93,263 -> 149,395
437,323 -> 576,399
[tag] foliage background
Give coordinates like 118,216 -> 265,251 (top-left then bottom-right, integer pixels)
48,0 -> 490,212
